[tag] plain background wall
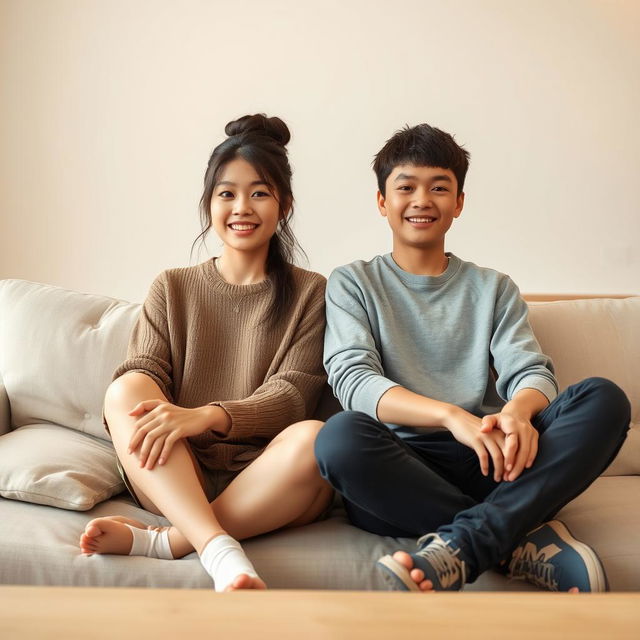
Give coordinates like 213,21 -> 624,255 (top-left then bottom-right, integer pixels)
1,0 -> 638,303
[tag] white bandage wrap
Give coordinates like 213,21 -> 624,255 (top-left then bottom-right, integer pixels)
126,524 -> 174,560
200,534 -> 259,592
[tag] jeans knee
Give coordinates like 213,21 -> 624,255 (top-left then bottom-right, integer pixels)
314,410 -> 377,476
572,377 -> 631,445
582,377 -> 630,422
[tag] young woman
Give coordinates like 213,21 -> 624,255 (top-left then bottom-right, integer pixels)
79,114 -> 333,591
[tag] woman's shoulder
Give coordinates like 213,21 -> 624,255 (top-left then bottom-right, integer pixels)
151,261 -> 210,285
289,264 -> 327,294
143,262 -> 212,303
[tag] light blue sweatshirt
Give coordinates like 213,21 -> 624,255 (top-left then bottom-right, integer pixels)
324,253 -> 557,434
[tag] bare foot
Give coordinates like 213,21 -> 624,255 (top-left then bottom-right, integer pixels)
79,515 -> 159,555
391,551 -> 434,592
225,573 -> 267,591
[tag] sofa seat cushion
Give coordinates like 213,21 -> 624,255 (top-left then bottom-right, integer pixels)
3,477 -> 638,591
0,493 -> 535,590
0,424 -> 125,510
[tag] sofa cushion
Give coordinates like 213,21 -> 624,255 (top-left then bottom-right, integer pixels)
528,297 -> 640,476
1,476 -> 637,590
0,493 -> 534,591
0,424 -> 125,510
0,279 -> 140,441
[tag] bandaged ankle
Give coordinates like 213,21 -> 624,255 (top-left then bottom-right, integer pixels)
125,524 -> 174,560
200,534 -> 258,592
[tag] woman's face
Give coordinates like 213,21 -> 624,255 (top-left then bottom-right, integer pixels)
210,157 -> 282,258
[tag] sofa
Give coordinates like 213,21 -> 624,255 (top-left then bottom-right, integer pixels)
0,278 -> 638,590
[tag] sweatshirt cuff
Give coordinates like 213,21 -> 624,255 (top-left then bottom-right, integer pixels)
511,376 -> 558,405
359,377 -> 401,420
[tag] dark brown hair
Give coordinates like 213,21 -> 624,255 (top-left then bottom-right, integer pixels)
191,114 -> 304,327
373,123 -> 470,196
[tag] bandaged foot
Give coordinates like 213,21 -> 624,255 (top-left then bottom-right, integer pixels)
200,534 -> 265,591
126,524 -> 173,559
79,516 -> 173,559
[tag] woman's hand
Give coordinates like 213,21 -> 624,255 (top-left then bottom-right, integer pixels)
126,400 -> 214,470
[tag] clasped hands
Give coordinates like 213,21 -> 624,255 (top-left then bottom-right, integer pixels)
444,406 -> 539,483
126,400 -> 215,470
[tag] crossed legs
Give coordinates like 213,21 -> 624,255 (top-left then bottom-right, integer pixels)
80,372 -> 333,589
315,378 -> 630,591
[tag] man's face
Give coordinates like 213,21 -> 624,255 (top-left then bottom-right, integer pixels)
378,164 -> 464,252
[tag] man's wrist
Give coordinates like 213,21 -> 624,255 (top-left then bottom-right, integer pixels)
503,388 -> 550,422
440,403 -> 462,429
501,401 -> 533,421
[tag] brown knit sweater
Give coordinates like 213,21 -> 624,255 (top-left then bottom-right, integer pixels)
110,259 -> 327,473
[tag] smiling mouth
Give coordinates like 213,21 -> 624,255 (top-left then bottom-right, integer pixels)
406,216 -> 436,223
228,223 -> 259,231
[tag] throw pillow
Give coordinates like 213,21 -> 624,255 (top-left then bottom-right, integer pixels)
0,423 -> 125,510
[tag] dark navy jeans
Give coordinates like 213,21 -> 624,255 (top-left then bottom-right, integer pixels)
314,377 -> 630,583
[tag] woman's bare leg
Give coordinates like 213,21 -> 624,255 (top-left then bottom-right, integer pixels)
162,419 -> 334,558
80,372 -> 264,589
83,403 -> 333,559
99,372 -> 226,552
217,419 -> 334,535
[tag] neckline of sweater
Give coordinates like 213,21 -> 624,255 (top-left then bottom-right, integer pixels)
201,258 -> 273,296
382,252 -> 462,288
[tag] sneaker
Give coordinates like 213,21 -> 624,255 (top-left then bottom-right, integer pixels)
508,520 -> 608,592
376,533 -> 466,591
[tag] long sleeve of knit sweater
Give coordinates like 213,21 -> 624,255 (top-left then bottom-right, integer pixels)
109,258 -> 327,472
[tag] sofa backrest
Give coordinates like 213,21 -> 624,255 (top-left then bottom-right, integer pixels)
527,298 -> 639,424
0,279 -> 637,474
527,297 -> 639,476
0,279 -> 140,440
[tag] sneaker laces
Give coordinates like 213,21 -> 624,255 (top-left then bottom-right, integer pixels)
509,543 -> 559,591
415,533 -> 466,589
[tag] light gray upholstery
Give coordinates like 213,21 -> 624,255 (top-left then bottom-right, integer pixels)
0,378 -> 10,437
0,279 -> 637,590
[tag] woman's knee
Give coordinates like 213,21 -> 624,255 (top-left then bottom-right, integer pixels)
104,372 -> 166,428
271,420 -> 326,480
106,372 -> 163,401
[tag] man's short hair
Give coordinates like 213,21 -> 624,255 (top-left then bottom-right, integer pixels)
373,124 -> 470,196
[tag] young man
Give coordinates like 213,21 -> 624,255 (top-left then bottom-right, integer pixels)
315,124 -> 630,592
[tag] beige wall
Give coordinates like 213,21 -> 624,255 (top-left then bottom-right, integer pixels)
1,0 -> 638,302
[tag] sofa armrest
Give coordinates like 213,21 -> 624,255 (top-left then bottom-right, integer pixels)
0,378 -> 11,436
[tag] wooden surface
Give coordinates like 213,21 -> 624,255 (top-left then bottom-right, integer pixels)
1,587 -> 640,639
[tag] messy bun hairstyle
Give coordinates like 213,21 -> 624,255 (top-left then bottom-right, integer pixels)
191,114 -> 303,327
224,114 -> 291,145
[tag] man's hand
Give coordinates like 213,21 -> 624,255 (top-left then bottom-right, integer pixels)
480,410 -> 539,482
443,407 -> 508,482
126,400 -> 223,470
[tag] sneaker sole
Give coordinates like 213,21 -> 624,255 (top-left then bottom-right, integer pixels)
533,520 -> 608,592
376,555 -> 421,592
